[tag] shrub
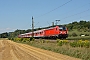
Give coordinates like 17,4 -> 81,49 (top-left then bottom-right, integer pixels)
22,38 -> 31,42
84,40 -> 90,48
30,37 -> 35,41
85,34 -> 89,36
22,38 -> 26,42
39,39 -> 45,43
63,40 -> 69,45
70,40 -> 90,48
57,40 -> 63,46
46,40 -> 50,43
70,41 -> 77,47
72,33 -> 77,37
14,38 -> 22,41
56,39 -> 60,43
57,40 -> 69,46
8,37 -> 11,40
11,38 -> 14,40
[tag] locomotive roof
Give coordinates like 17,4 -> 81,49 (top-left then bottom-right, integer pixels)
42,25 -> 66,29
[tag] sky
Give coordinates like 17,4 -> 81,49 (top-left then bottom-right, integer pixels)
0,0 -> 90,33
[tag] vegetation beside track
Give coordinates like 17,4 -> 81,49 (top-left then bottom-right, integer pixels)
9,38 -> 90,60
67,36 -> 90,40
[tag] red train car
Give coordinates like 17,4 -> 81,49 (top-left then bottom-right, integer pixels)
18,26 -> 68,39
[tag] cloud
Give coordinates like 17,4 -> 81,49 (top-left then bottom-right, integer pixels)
0,28 -> 16,33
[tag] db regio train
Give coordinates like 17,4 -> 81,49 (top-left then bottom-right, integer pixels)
18,26 -> 68,39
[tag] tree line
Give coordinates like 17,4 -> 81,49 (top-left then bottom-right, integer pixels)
66,20 -> 90,32
0,20 -> 90,38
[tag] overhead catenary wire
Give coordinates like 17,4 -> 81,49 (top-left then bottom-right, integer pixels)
55,2 -> 90,18
72,14 -> 90,21
23,0 -> 73,29
61,9 -> 90,20
35,0 -> 73,19
22,0 -> 90,30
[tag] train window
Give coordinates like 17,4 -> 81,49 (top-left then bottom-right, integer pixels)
59,27 -> 63,31
40,32 -> 42,34
59,27 -> 66,31
56,28 -> 57,30
63,27 -> 66,30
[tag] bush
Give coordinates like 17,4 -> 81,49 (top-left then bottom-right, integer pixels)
39,39 -> 45,43
85,34 -> 89,36
72,33 -> 77,37
14,38 -> 22,41
30,37 -> 35,41
21,38 -> 32,42
11,38 -> 32,42
56,39 -> 60,43
70,41 -> 77,47
46,40 -> 50,43
11,38 -> 14,40
8,37 -> 11,40
57,40 -> 69,46
57,40 -> 63,46
70,40 -> 90,48
84,40 -> 90,48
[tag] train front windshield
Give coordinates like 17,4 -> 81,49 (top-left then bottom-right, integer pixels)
59,27 -> 66,31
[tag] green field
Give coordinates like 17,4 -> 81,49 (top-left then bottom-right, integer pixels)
67,29 -> 90,40
69,29 -> 90,35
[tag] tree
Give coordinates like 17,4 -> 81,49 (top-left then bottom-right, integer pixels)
0,32 -> 8,38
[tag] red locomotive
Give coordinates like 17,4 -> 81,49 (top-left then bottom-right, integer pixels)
18,26 -> 68,39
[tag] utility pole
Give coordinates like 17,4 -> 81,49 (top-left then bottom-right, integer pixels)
55,20 -> 60,25
32,16 -> 34,37
52,22 -> 54,26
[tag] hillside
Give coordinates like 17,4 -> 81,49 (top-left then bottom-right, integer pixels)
66,20 -> 90,32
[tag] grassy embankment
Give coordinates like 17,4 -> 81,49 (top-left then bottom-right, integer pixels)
11,37 -> 90,60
